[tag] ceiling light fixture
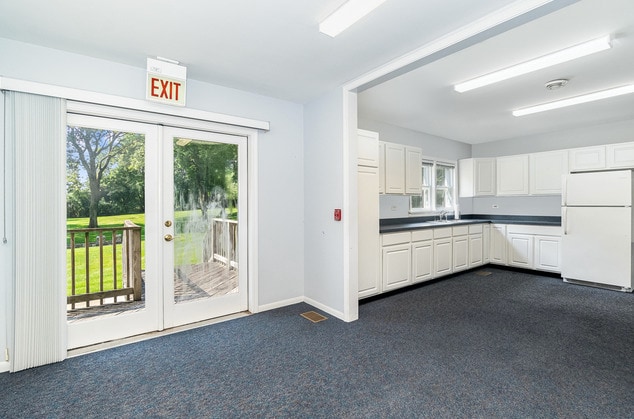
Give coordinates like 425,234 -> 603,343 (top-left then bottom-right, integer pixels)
545,79 -> 568,90
454,35 -> 612,93
512,84 -> 634,117
319,0 -> 388,38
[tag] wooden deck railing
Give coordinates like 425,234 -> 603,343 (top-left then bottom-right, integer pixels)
67,220 -> 142,309
204,218 -> 238,268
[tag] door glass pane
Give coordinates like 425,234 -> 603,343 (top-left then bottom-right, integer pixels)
173,138 -> 239,303
66,125 -> 146,320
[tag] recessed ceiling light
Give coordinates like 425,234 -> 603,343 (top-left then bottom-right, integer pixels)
319,0 -> 389,38
454,35 -> 612,93
512,84 -> 634,116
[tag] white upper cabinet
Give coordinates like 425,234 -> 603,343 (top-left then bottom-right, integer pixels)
458,158 -> 496,197
607,142 -> 634,169
357,129 -> 379,167
529,150 -> 569,195
384,142 -> 405,194
378,142 -> 385,194
497,155 -> 529,195
569,145 -> 606,172
405,146 -> 422,194
381,141 -> 422,195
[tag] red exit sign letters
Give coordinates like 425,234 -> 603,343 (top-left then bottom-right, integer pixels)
146,58 -> 187,106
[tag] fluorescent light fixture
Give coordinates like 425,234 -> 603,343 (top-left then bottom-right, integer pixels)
513,84 -> 634,116
454,35 -> 612,93
319,0 -> 388,37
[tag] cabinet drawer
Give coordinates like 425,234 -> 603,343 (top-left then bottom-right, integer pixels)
452,225 -> 468,236
412,229 -> 433,242
382,232 -> 411,246
468,224 -> 483,234
433,227 -> 452,239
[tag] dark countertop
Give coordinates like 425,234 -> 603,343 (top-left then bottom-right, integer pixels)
379,214 -> 561,234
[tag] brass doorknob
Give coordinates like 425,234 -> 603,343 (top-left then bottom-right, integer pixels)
164,220 -> 172,227
164,234 -> 174,242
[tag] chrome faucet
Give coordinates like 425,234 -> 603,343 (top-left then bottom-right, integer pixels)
438,209 -> 448,222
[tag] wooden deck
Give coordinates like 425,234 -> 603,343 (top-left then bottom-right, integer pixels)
67,261 -> 238,321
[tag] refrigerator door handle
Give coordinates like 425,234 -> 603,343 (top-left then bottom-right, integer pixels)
562,175 -> 568,206
563,207 -> 568,235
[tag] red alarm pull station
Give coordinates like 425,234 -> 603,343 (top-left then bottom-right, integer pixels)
334,208 -> 342,221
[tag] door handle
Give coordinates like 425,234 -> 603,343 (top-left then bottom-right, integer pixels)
164,234 -> 174,242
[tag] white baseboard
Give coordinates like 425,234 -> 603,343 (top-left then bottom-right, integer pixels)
303,297 -> 345,321
256,296 -> 304,313
0,361 -> 9,374
257,296 -> 345,321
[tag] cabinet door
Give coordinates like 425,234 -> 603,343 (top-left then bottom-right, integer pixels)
529,150 -> 569,195
497,155 -> 529,195
569,146 -> 606,172
607,142 -> 634,169
474,158 -> 496,196
453,235 -> 469,272
507,233 -> 533,269
534,235 -> 561,273
458,158 -> 495,197
405,146 -> 422,194
434,238 -> 453,277
412,240 -> 433,283
358,166 -> 380,298
357,129 -> 379,167
384,142 -> 405,194
483,225 -> 490,263
490,224 -> 507,265
378,142 -> 385,194
382,243 -> 411,292
469,234 -> 483,268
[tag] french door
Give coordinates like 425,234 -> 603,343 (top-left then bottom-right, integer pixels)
66,116 -> 248,349
161,126 -> 247,328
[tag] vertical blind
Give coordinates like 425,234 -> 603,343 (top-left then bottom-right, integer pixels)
5,91 -> 67,372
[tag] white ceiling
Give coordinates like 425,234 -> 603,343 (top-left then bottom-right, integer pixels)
358,0 -> 634,144
0,0 -> 517,103
1,0 -> 632,144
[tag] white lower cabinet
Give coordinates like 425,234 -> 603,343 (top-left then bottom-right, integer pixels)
469,224 -> 484,268
490,224 -> 507,265
433,227 -> 453,277
381,232 -> 411,292
503,224 -> 562,273
412,230 -> 433,283
534,235 -> 562,273
377,223 -> 560,297
452,226 -> 469,272
507,233 -> 534,269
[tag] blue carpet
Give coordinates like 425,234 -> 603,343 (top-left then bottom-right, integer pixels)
1,267 -> 633,418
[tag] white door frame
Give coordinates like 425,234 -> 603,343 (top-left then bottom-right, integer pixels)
65,103 -> 260,348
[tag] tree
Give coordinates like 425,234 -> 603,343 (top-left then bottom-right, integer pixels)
173,140 -> 237,219
67,127 -> 125,228
101,134 -> 145,215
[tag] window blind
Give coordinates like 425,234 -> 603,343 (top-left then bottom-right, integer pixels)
5,91 -> 67,372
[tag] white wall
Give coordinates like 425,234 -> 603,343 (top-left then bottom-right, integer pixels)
0,38 -> 305,315
359,118 -> 472,161
303,89 -> 345,317
359,119 -> 472,219
471,119 -> 634,157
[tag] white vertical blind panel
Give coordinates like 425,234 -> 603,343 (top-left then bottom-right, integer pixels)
8,91 -> 66,372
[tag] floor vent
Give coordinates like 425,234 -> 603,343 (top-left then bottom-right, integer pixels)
476,270 -> 493,276
300,311 -> 327,323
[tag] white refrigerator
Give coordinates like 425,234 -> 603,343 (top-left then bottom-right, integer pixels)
561,170 -> 633,292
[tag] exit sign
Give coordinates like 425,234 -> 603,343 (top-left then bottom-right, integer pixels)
146,57 -> 187,106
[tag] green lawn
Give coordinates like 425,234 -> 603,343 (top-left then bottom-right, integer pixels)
67,210 -> 236,297
66,213 -> 146,296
